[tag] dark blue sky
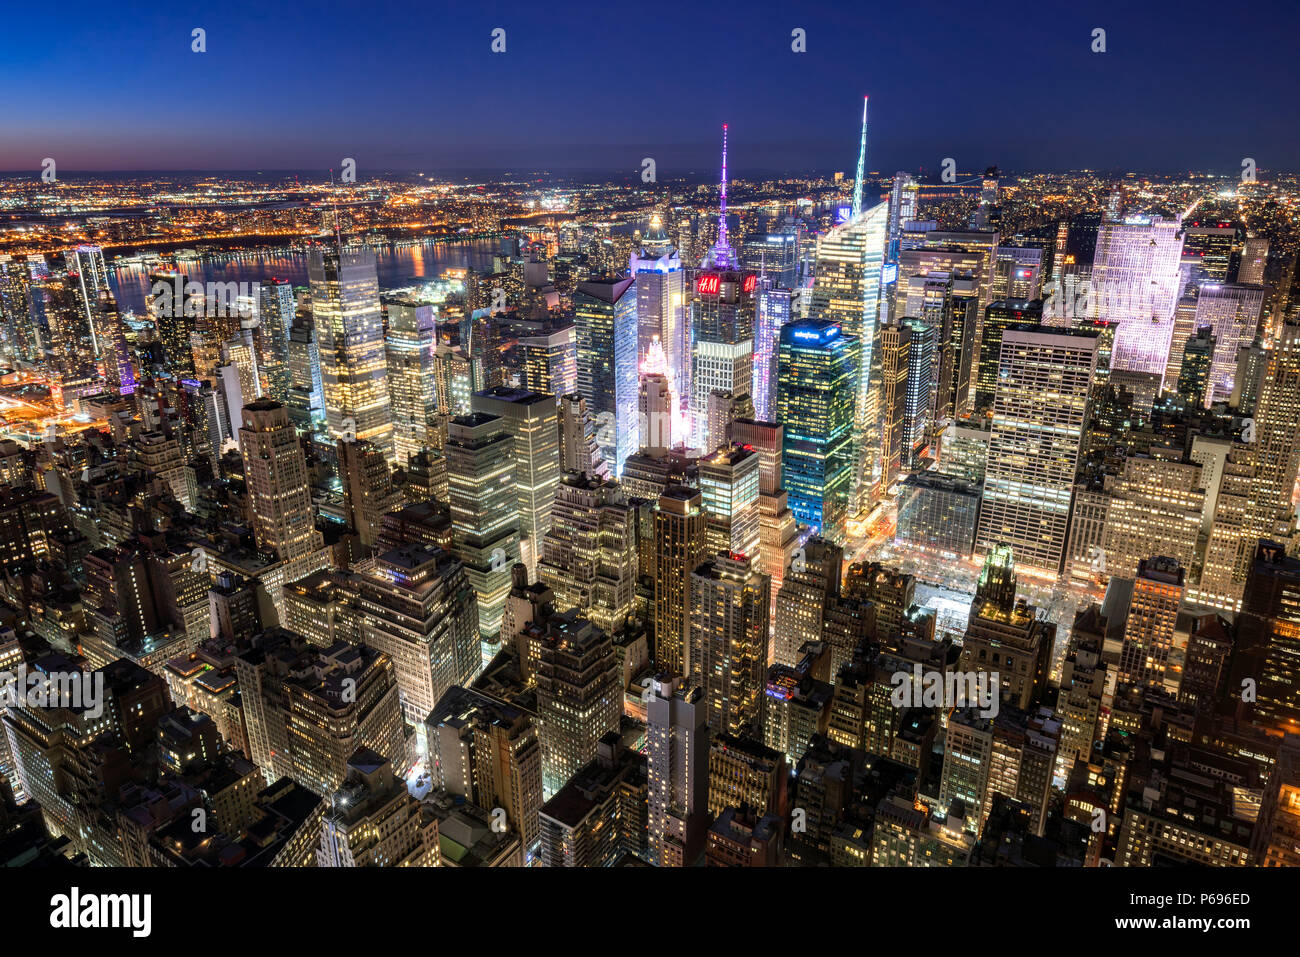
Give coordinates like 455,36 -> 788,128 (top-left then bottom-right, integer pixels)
3,0 -> 1296,175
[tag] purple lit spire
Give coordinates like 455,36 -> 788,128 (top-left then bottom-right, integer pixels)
705,123 -> 736,269
719,123 -> 729,249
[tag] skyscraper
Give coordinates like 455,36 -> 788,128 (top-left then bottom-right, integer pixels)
557,392 -> 608,479
349,545 -> 482,727
776,318 -> 859,544
257,279 -> 296,404
1117,556 -> 1186,692
646,675 -> 709,867
653,486 -> 706,678
1089,215 -> 1184,383
338,437 -> 402,547
753,280 -> 792,420
519,320 -> 577,400
574,277 -> 637,475
238,399 -> 325,568
630,215 -> 686,396
975,299 -> 1043,412
535,613 -> 621,798
309,246 -> 394,456
1190,283 -> 1266,403
639,372 -> 674,455
772,537 -> 843,668
698,444 -> 761,559
235,630 -> 406,794
426,685 -> 542,850
809,197 -> 889,510
287,316 -> 326,429
877,319 -> 933,481
691,552 -> 770,736
445,412 -> 520,650
689,125 -> 756,451
385,296 -> 439,467
319,749 -> 440,867
975,327 -> 1098,575
537,472 -> 638,638
470,387 -> 561,578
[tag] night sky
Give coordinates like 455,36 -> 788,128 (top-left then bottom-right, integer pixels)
2,0 -> 1296,176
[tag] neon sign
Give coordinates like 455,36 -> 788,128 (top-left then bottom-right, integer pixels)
697,275 -> 720,295
743,275 -> 756,294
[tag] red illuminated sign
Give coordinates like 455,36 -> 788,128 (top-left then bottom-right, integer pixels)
697,275 -> 720,295
743,275 -> 756,294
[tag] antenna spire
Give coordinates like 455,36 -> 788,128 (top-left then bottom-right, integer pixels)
718,123 -> 729,250
703,124 -> 736,269
852,96 -> 868,221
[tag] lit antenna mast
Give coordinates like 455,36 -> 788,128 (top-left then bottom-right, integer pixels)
704,124 -> 736,269
852,96 -> 868,221
718,123 -> 729,250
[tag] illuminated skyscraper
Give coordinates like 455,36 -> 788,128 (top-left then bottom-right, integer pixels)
877,319 -> 933,481
535,613 -> 621,798
67,245 -> 111,357
630,215 -> 686,394
691,552 -> 769,736
1116,556 -> 1186,693
1176,326 -> 1215,408
742,233 -> 799,289
897,228 -> 999,407
733,418 -> 799,628
385,297 -> 438,467
235,629 -> 406,794
349,545 -> 481,726
653,486 -> 707,678
309,246 -> 394,456
689,125 -> 756,450
640,373 -> 674,455
975,327 -> 1098,575
990,246 -> 1044,302
287,317 -> 326,430
471,387 -> 561,578
646,676 -> 709,867
519,320 -> 577,400
426,685 -> 542,850
0,257 -> 38,363
975,299 -> 1043,412
257,279 -> 296,403
1240,542 -> 1300,732
575,277 -> 637,475
887,171 -> 919,264
1189,283 -> 1265,403
239,399 -> 325,567
775,318 -> 859,544
699,444 -> 761,559
752,279 -> 792,420
319,749 -> 440,867
338,437 -> 402,547
445,412 -> 520,650
537,472 -> 638,637
1089,215 -> 1184,382
905,271 -> 979,427
810,195 -> 889,507
772,537 -> 843,668
559,392 -> 608,479
1181,219 -> 1243,283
